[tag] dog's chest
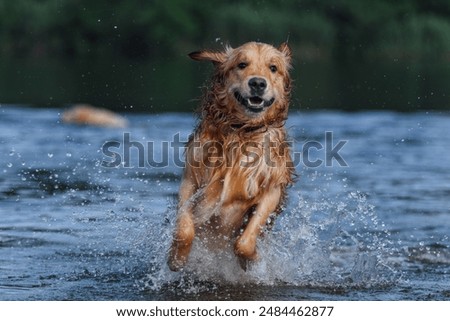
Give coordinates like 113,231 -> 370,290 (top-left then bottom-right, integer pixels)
196,130 -> 287,200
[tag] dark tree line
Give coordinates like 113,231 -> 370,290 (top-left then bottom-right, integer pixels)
1,0 -> 449,61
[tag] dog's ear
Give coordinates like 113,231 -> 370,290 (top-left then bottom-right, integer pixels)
278,42 -> 292,62
188,50 -> 227,65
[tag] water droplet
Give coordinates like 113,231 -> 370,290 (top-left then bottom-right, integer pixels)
48,153 -> 54,158
7,163 -> 12,168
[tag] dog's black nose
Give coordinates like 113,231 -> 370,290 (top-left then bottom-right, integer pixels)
248,77 -> 267,95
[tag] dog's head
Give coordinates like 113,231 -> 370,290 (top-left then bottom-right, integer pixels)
190,42 -> 292,127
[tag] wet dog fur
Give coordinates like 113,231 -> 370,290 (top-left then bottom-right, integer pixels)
168,42 -> 295,271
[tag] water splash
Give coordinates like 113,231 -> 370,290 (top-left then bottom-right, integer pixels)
139,177 -> 399,295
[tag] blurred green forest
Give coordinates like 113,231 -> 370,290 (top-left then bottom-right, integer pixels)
0,0 -> 449,111
1,0 -> 450,61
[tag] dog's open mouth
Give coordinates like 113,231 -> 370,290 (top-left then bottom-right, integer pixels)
248,96 -> 264,106
234,91 -> 274,112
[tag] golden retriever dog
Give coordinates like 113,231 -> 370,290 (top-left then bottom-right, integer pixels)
168,42 -> 295,271
61,104 -> 128,128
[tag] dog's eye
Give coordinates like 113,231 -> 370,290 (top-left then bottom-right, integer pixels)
237,62 -> 248,69
269,65 -> 278,73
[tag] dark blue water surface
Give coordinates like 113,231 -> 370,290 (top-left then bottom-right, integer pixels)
0,106 -> 449,300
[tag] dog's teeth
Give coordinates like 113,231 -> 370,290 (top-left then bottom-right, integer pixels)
248,98 -> 263,107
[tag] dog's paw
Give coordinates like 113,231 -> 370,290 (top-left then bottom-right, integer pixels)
167,257 -> 185,272
167,251 -> 188,272
237,256 -> 252,271
167,242 -> 191,272
234,236 -> 258,271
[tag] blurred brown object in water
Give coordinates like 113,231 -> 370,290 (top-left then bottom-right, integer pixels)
61,104 -> 128,128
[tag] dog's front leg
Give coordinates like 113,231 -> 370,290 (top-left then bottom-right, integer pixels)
168,174 -> 197,271
234,186 -> 281,267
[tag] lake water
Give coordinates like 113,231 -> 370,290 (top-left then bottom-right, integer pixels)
0,105 -> 449,300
